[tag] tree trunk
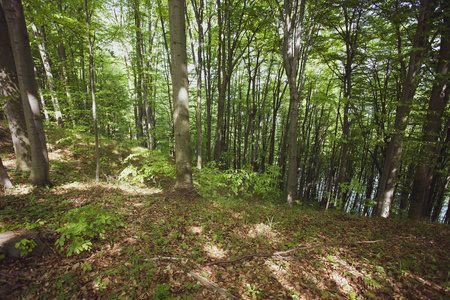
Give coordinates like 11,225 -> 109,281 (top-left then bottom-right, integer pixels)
408,8 -> 449,220
134,0 -> 144,143
3,0 -> 50,186
168,0 -> 193,189
30,23 -> 63,125
189,0 -> 204,169
376,0 -> 431,218
85,0 -> 100,182
0,5 -> 31,171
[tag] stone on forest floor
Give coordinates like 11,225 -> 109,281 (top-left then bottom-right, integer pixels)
0,229 -> 50,258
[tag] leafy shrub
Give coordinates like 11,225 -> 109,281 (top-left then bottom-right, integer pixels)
119,149 -> 175,184
196,163 -> 281,201
55,204 -> 125,256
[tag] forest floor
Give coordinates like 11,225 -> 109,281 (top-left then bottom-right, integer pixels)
1,122 -> 450,300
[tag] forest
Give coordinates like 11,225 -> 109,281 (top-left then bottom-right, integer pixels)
0,0 -> 449,298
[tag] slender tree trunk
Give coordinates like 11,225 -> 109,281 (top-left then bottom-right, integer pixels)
30,23 -> 63,125
168,0 -> 193,189
85,0 -> 100,182
189,0 -> 204,169
335,5 -> 362,209
204,14 -> 212,162
134,0 -> 144,143
269,68 -> 286,166
3,0 -> 50,186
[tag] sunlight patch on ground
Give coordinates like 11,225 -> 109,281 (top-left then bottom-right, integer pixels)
247,223 -> 278,239
117,184 -> 161,195
48,148 -> 72,161
331,271 -> 351,289
2,184 -> 33,196
264,259 -> 300,298
56,182 -> 93,192
203,242 -> 227,259
188,226 -> 203,234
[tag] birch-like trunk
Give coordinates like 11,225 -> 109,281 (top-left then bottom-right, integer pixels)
30,23 -> 62,124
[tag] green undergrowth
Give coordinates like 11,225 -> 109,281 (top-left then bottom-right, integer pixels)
1,125 -> 449,299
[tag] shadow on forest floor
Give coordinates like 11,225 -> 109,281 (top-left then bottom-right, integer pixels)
1,123 -> 449,299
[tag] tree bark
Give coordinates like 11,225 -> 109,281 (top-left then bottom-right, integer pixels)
134,0 -> 144,143
168,0 -> 193,189
3,0 -> 50,186
85,0 -> 100,182
408,7 -> 449,220
190,0 -> 204,169
0,3 -> 31,171
376,0 -> 431,218
30,23 -> 63,125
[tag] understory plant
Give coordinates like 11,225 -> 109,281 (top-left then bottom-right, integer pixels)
56,204 -> 124,256
196,163 -> 281,201
119,149 -> 176,183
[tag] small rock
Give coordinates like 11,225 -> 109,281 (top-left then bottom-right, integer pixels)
0,229 -> 50,258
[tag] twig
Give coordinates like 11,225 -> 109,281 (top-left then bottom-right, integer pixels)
206,236 -> 425,266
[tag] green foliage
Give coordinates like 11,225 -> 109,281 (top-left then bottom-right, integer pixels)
244,283 -> 263,298
1,219 -> 46,233
15,239 -> 37,257
153,283 -> 176,300
119,149 -> 175,184
196,163 -> 281,201
55,204 -> 124,256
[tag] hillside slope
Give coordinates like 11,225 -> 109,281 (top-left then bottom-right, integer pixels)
1,124 -> 449,299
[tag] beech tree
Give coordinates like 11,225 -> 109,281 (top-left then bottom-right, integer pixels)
408,2 -> 449,220
0,1 -> 31,172
168,0 -> 193,189
376,0 -> 432,218
2,0 -> 50,186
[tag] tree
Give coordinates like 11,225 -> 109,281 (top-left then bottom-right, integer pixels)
30,22 -> 63,124
408,2 -> 449,220
273,0 -> 319,205
0,1 -> 31,171
189,0 -> 204,169
2,0 -> 50,186
376,0 -> 432,218
85,0 -> 100,182
168,0 -> 193,189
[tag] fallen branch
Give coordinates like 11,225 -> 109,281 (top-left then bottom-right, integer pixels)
146,256 -> 237,299
187,271 -> 237,299
206,236 -> 425,266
